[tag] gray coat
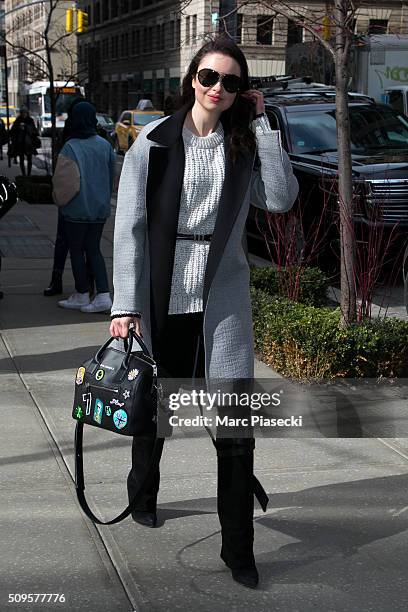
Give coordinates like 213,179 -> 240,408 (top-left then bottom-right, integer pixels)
111,106 -> 299,386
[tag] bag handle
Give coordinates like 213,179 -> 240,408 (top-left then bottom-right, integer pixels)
75,422 -> 164,525
91,329 -> 152,377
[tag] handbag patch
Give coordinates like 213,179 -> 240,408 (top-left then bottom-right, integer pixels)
113,409 -> 128,429
93,399 -> 104,424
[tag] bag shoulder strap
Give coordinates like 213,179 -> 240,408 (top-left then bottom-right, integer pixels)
75,422 -> 164,525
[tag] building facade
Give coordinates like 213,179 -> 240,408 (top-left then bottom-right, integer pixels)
5,0 -> 78,108
0,0 -> 5,103
77,0 -> 408,118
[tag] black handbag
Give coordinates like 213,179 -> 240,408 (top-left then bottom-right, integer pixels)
0,175 -> 18,221
72,329 -> 164,525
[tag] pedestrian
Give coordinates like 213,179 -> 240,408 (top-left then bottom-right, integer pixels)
9,107 -> 40,176
109,36 -> 299,588
0,117 -> 8,160
44,95 -> 86,296
53,101 -> 115,313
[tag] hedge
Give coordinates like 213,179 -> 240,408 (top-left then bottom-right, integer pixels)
251,287 -> 408,379
250,265 -> 329,307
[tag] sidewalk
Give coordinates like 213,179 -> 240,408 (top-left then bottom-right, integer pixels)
1,157 -> 408,611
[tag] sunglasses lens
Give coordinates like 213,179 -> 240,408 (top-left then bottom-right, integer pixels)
222,75 -> 241,93
198,69 -> 219,88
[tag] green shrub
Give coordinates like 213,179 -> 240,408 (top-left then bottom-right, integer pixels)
250,265 -> 329,307
251,287 -> 408,379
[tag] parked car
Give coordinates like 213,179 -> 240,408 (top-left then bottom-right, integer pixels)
247,85 -> 408,268
0,106 -> 17,129
114,103 -> 164,154
96,113 -> 115,147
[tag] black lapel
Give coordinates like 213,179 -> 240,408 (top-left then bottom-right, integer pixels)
202,133 -> 255,310
145,107 -> 189,340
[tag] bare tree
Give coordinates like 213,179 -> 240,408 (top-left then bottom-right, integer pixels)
205,0 -> 361,324
4,0 -> 80,171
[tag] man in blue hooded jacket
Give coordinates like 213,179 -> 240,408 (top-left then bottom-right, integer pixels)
53,101 -> 116,313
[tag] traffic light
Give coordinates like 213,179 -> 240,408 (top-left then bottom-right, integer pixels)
323,15 -> 331,41
65,8 -> 73,33
77,10 -> 88,33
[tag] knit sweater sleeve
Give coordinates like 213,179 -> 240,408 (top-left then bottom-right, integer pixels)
110,131 -> 150,318
250,114 -> 299,212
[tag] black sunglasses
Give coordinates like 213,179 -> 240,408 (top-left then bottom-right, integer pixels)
197,68 -> 242,94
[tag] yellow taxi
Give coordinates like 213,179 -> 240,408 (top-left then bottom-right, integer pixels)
114,100 -> 164,153
0,106 -> 17,128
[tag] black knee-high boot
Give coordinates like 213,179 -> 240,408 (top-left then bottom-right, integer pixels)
127,436 -> 163,526
216,438 -> 259,587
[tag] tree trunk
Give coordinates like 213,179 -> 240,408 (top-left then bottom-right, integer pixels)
335,0 -> 356,325
45,0 -> 57,173
45,40 -> 57,173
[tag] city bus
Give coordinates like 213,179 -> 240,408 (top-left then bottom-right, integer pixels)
26,81 -> 85,135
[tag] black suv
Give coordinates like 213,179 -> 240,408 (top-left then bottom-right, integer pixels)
247,86 -> 408,265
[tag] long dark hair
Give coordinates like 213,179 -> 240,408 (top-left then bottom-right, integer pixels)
180,36 -> 256,161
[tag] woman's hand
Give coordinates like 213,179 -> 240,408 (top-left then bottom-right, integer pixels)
240,89 -> 265,115
109,316 -> 143,339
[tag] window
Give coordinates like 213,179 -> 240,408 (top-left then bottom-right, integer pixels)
175,18 -> 181,47
143,27 -> 149,53
387,90 -> 404,114
185,15 -> 190,44
368,19 -> 388,35
236,14 -> 243,44
131,29 -> 140,55
149,25 -> 154,52
168,20 -> 175,48
286,107 -> 408,154
111,1 -> 118,18
121,0 -> 129,14
192,14 -> 197,43
94,2 -> 101,25
257,15 -> 273,45
287,19 -> 303,46
121,33 -> 128,57
102,1 -> 109,21
160,24 -> 165,50
111,35 -> 119,58
156,24 -> 161,50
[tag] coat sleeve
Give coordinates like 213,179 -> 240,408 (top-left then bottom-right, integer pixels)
250,114 -> 299,212
111,133 -> 150,318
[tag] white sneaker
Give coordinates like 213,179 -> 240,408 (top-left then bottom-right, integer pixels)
58,292 -> 90,310
80,292 -> 112,313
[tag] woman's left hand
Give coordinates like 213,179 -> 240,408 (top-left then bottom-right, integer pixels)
240,89 -> 265,115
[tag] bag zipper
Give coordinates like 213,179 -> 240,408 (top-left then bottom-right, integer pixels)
86,382 -> 119,394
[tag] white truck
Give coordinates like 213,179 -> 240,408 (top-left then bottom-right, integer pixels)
351,34 -> 408,113
287,35 -> 408,115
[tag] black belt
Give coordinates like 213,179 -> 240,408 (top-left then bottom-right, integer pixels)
176,232 -> 212,242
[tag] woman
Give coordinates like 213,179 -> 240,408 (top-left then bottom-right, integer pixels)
55,101 -> 115,313
9,107 -> 40,176
110,37 -> 299,588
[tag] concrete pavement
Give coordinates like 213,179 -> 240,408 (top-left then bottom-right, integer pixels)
1,156 -> 408,611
